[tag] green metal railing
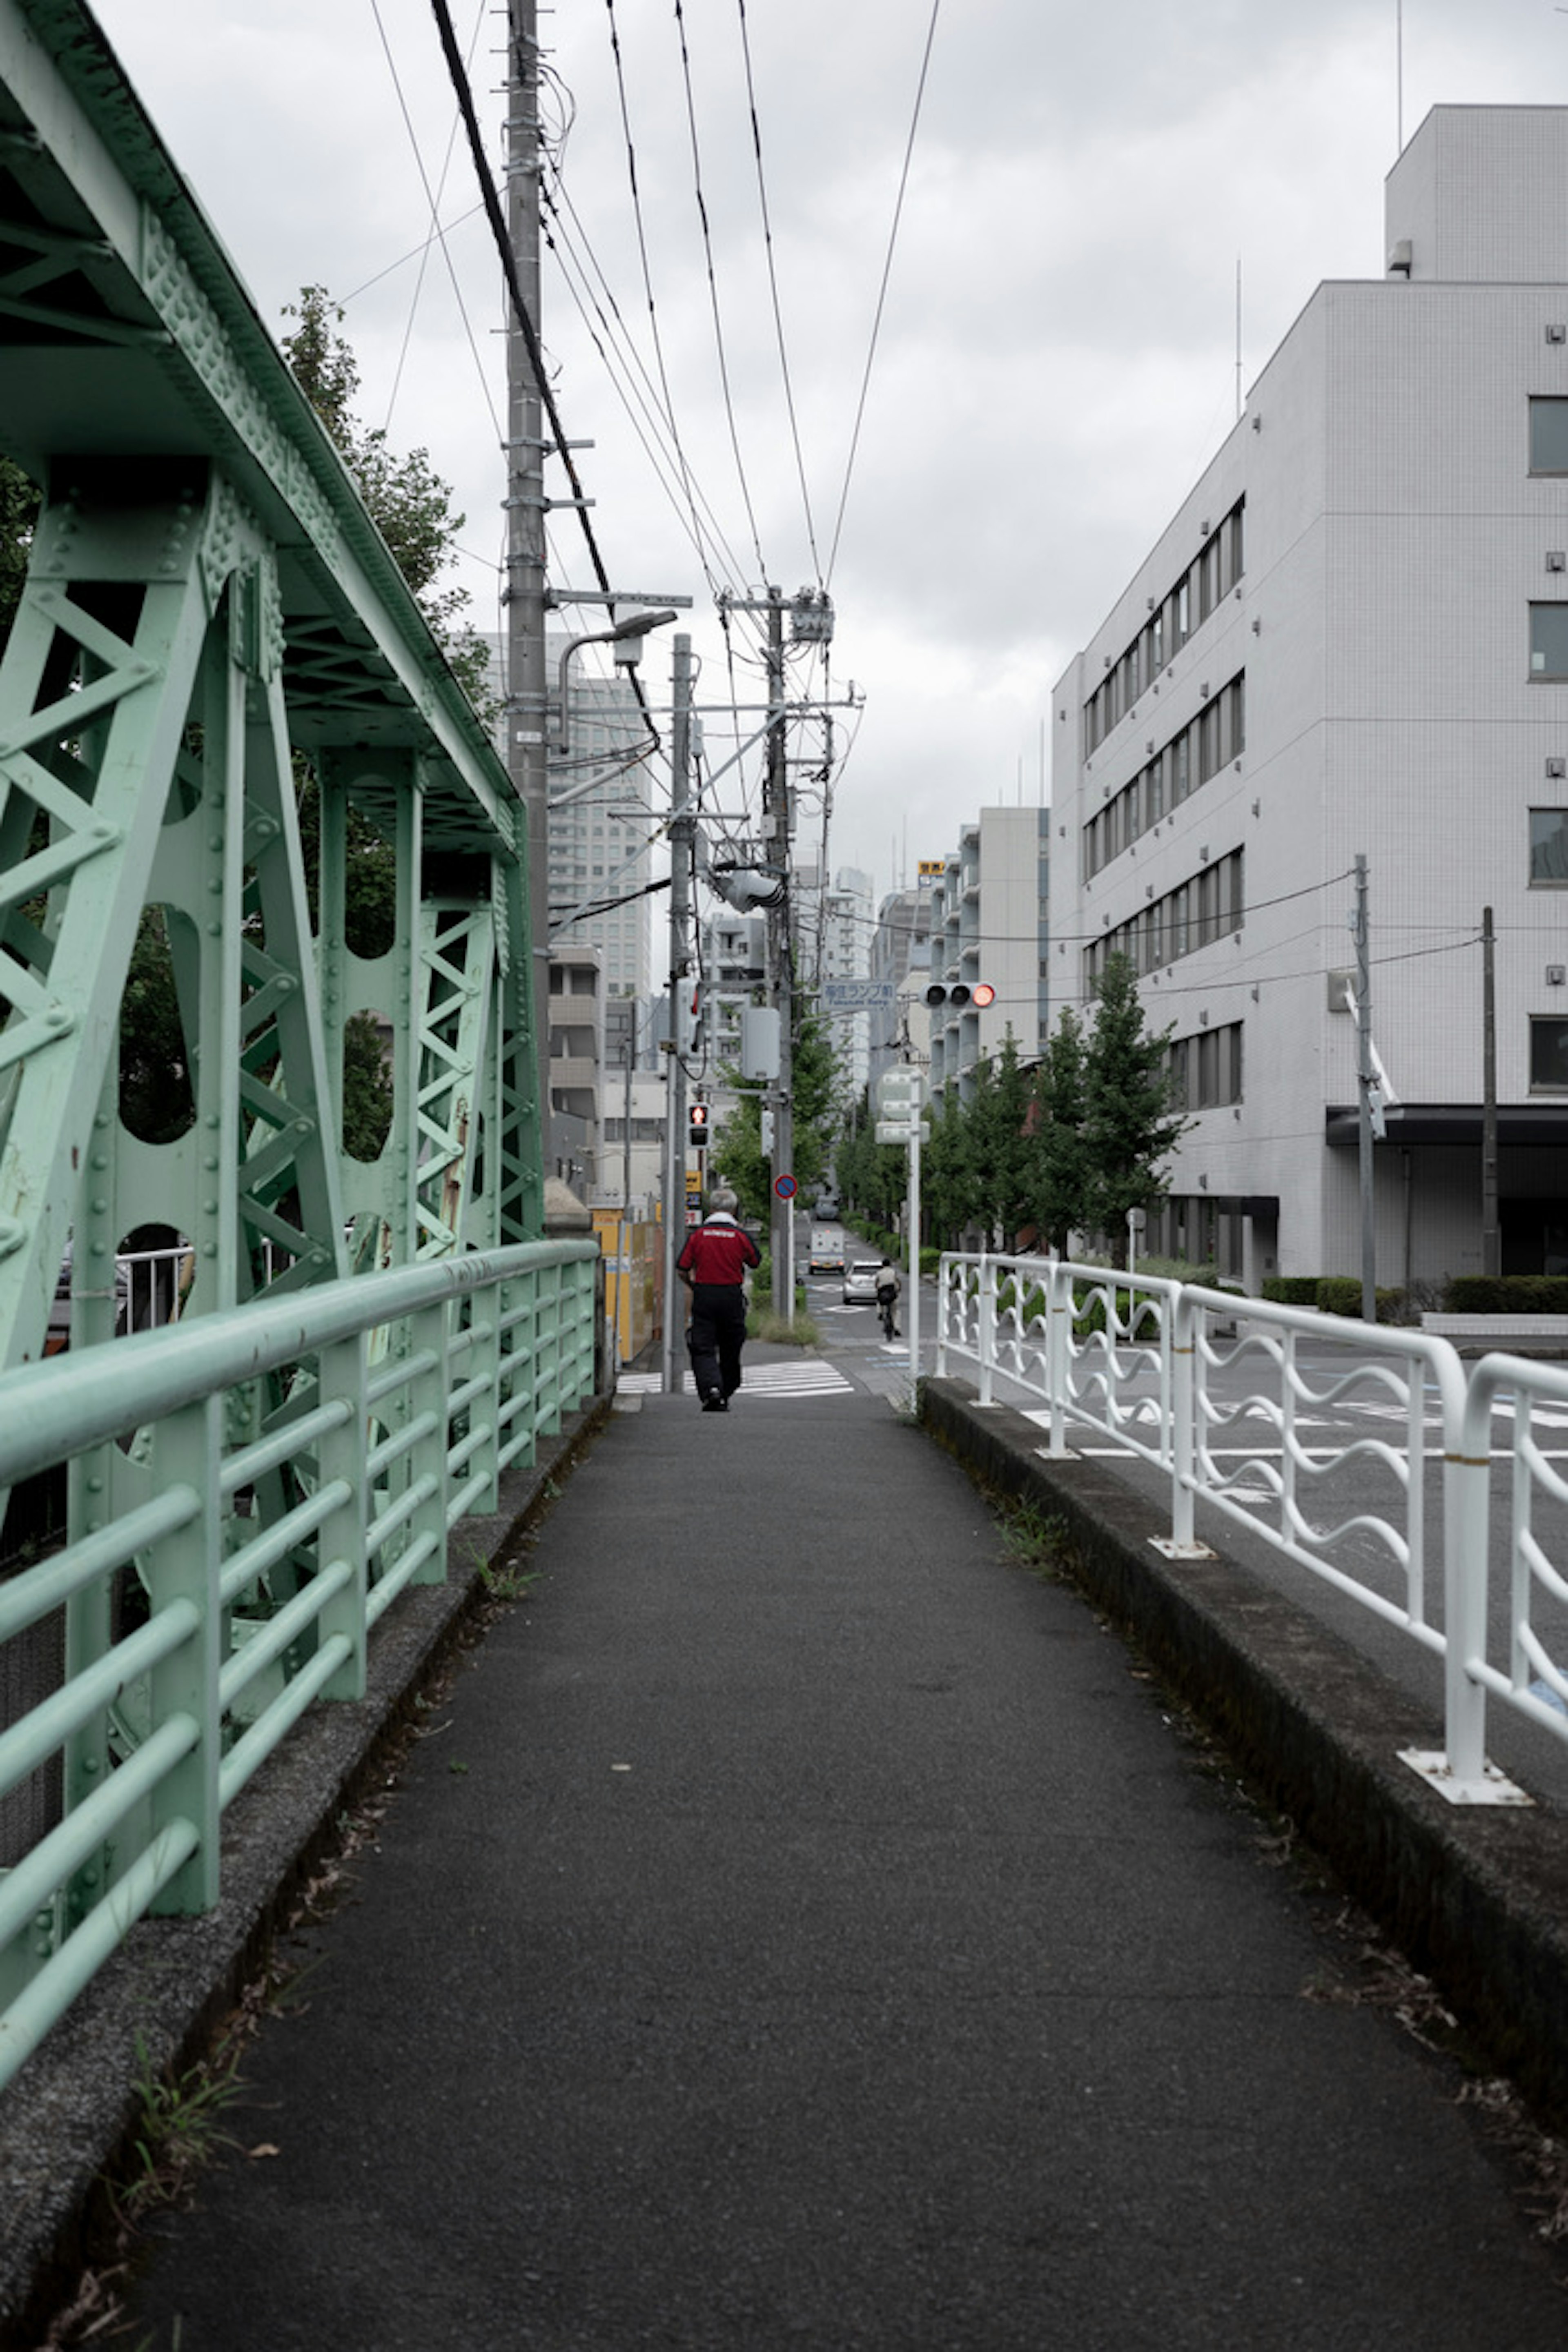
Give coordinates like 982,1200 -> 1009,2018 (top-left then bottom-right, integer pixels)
0,1238 -> 599,2092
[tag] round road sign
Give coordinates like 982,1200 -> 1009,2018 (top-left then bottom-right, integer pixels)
774,1173 -> 797,1200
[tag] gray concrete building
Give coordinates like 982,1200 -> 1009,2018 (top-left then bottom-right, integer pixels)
1051,105 -> 1568,1291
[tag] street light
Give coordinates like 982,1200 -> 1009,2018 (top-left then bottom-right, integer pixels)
553,610 -> 678,755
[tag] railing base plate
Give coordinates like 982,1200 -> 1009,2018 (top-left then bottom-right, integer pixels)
1149,1538 -> 1218,1561
1398,1749 -> 1533,1806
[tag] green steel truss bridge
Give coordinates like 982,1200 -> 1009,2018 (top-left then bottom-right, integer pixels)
0,0 -> 597,2091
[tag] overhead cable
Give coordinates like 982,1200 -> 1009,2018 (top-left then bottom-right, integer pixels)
735,0 -> 821,581
825,0 -> 941,586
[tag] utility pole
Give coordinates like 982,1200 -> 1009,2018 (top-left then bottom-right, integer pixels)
1482,905 -> 1500,1277
504,0 -> 550,1135
762,590 -> 794,1319
660,635 -> 695,1395
1353,853 -> 1377,1323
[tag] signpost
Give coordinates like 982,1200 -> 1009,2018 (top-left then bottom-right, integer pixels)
774,1174 -> 797,1315
875,1067 -> 929,1399
821,978 -> 895,1012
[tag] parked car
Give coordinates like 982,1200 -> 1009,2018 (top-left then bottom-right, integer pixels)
842,1259 -> 884,1306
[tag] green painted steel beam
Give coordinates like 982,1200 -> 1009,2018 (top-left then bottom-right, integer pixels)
0,0 -> 515,842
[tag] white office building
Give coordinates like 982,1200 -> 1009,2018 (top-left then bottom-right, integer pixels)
927,808 -> 1051,1097
1051,105 -> 1568,1292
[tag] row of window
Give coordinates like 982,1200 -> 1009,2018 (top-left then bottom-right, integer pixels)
1167,1020 -> 1244,1111
1083,849 -> 1245,991
1083,674 -> 1246,881
1084,499 -> 1246,754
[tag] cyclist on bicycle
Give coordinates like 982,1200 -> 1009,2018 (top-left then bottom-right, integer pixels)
875,1258 -> 901,1341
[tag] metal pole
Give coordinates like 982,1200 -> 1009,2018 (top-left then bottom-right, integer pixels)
1482,904 -> 1500,1278
906,1122 -> 922,1408
1354,853 -> 1376,1323
661,634 -> 694,1394
504,0 -> 550,1125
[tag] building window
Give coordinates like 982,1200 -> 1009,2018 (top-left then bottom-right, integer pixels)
1531,1017 -> 1568,1089
1530,808 -> 1568,882
1530,604 -> 1568,677
1530,396 -> 1568,474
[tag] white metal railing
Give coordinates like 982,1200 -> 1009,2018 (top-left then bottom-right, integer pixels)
0,1238 -> 599,2092
937,1251 -> 1568,1806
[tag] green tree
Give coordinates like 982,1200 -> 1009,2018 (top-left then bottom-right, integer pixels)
711,1082 -> 771,1223
1079,954 -> 1190,1263
280,286 -> 491,711
836,1087 -> 905,1232
712,998 -> 841,1221
922,1080 -> 973,1250
965,1031 -> 1034,1247
1028,1004 -> 1089,1256
788,1004 -> 840,1195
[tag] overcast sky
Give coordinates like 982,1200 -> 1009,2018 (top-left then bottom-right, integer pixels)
89,0 -> 1568,905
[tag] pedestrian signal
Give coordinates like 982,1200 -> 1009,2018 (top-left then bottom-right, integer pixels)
688,1103 -> 711,1152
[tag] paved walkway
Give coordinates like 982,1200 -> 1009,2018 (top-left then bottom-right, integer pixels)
116,1340 -> 1568,2350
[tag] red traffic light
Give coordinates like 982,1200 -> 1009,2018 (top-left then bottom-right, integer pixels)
971,982 -> 996,1009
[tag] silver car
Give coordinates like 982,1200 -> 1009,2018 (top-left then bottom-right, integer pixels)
842,1259 -> 884,1306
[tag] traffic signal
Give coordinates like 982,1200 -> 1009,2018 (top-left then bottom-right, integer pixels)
688,1102 -> 711,1152
924,980 -> 996,1010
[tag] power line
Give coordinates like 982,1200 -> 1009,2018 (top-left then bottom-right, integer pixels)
425,0 -> 612,598
825,0 -> 940,586
672,0 -> 768,578
735,0 -> 820,581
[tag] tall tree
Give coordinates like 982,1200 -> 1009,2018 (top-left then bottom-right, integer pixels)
280,286 -> 491,711
922,1081 -> 973,1250
1028,1004 -> 1089,1256
1079,953 -> 1190,1263
965,1031 -> 1033,1247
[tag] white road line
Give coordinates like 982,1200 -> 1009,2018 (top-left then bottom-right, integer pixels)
617,1361 -> 856,1399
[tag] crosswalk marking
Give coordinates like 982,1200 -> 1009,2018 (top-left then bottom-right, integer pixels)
618,1360 -> 856,1400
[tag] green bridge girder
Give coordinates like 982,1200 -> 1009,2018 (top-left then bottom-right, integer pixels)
0,0 -> 542,1381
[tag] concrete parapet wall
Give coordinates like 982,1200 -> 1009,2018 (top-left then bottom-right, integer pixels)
920,1374 -> 1568,2128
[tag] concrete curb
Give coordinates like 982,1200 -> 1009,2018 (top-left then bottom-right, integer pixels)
920,1374 -> 1568,2129
0,1392 -> 612,2347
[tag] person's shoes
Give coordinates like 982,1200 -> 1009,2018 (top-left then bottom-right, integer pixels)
702,1392 -> 728,1412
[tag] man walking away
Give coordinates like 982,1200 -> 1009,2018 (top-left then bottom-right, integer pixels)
676,1186 -> 761,1412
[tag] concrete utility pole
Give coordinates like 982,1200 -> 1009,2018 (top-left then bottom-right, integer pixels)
661,635 -> 695,1395
762,590 -> 795,1319
505,0 -> 550,1131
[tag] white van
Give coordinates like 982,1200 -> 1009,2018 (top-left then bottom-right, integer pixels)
808,1226 -> 845,1274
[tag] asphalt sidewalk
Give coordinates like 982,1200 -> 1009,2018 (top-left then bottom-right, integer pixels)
108,1345 -> 1568,2350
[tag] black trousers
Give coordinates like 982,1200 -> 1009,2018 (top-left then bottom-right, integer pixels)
686,1283 -> 748,1400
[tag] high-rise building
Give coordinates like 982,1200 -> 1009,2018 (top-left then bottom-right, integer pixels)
1051,106 -> 1568,1289
542,641 -> 655,1004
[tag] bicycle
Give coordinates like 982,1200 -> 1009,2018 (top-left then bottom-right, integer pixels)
877,1288 -> 899,1343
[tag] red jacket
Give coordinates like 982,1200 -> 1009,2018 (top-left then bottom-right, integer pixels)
677,1214 -> 760,1287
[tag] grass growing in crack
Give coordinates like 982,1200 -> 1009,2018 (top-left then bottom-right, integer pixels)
111,2032 -> 247,2232
993,1496 -> 1072,1583
479,1553 -> 542,1604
